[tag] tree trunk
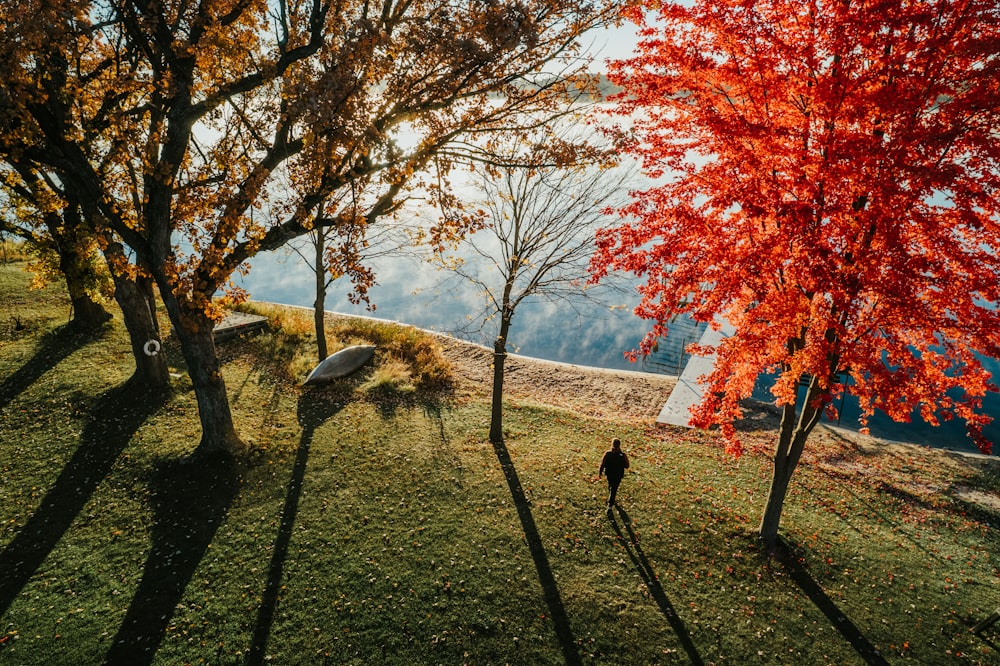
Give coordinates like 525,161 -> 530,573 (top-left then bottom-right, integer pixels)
183,317 -> 244,458
67,291 -> 112,329
313,231 -> 328,362
113,272 -> 170,389
47,204 -> 112,330
314,293 -> 328,362
489,313 -> 513,443
59,242 -> 112,330
489,336 -> 507,443
160,287 -> 244,459
758,374 -> 825,550
100,238 -> 169,388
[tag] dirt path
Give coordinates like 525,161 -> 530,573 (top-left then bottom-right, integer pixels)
435,335 -> 677,423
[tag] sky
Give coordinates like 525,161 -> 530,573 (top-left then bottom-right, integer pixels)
582,21 -> 642,71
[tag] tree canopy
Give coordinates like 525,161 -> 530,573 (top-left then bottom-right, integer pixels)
594,0 -> 1000,544
432,124 -> 629,442
0,0 -> 615,456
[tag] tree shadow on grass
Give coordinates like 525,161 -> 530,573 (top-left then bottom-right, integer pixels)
0,325 -> 100,410
799,471 -> 952,570
972,611 -> 1000,653
775,538 -> 889,666
0,378 -> 165,617
491,437 -> 581,665
978,634 -> 1000,654
609,508 -> 704,665
246,388 -> 346,665
105,452 -> 239,665
822,433 -> 1000,534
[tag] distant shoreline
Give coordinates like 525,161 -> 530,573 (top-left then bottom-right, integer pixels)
254,300 -> 662,378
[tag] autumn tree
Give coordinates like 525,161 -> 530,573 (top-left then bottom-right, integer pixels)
433,125 -> 629,442
1,167 -> 113,330
0,163 -> 170,386
0,0 -> 617,458
593,0 -> 1000,548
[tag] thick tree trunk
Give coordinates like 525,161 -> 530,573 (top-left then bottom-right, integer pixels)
160,287 -> 244,459
758,374 -> 825,550
59,243 -> 112,330
46,204 -> 112,330
100,239 -> 169,388
68,292 -> 112,329
114,273 -> 170,389
183,317 -> 244,458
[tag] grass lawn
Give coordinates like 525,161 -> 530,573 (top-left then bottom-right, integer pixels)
1,260 -> 998,665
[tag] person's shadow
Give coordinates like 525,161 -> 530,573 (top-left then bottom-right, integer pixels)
0,378 -> 165,617
246,388 -> 346,665
105,451 -> 239,664
609,507 -> 704,665
491,436 -> 581,665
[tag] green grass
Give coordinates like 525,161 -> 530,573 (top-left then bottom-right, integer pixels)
1,260 -> 998,664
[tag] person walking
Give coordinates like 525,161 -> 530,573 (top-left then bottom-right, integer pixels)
598,437 -> 630,511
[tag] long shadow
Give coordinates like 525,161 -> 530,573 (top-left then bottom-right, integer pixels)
491,437 -> 581,665
609,508 -> 704,665
973,609 -> 1000,653
0,325 -> 98,410
247,388 -> 346,665
775,539 -> 889,666
801,470 -> 947,568
978,634 -> 1000,654
0,378 -> 164,616
105,452 -> 239,664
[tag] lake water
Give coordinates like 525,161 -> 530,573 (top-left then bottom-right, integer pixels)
236,245 -> 996,456
236,245 -> 705,374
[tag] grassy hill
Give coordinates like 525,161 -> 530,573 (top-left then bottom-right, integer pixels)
1,260 -> 998,665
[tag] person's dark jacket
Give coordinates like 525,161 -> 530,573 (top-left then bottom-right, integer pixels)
599,449 -> 629,480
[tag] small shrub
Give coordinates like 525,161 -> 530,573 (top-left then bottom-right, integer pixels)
411,338 -> 453,389
359,357 -> 416,396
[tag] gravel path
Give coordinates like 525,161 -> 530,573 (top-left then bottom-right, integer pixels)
435,335 -> 677,423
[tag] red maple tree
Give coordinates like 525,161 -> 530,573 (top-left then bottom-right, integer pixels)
593,0 -> 1000,546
